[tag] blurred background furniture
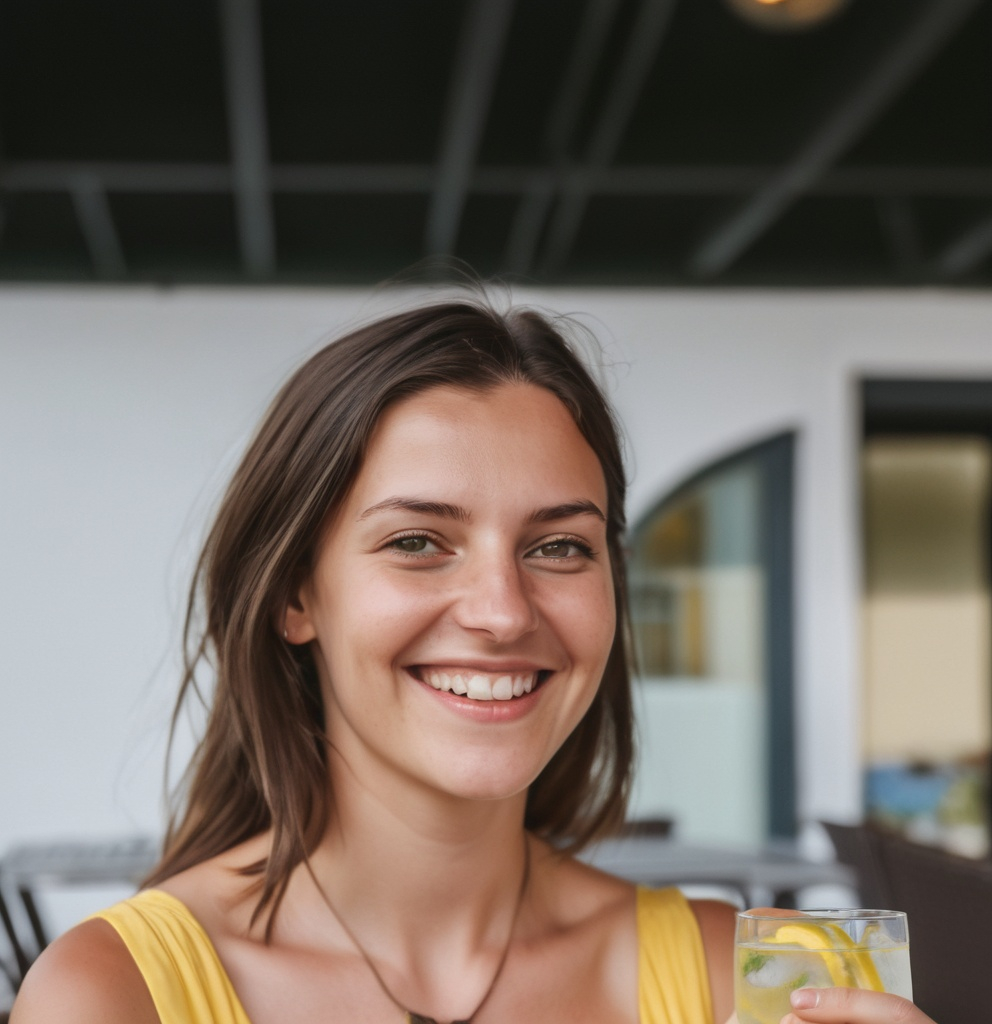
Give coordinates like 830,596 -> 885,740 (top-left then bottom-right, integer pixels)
819,819 -> 893,907
583,833 -> 854,908
876,829 -> 992,1024
616,816 -> 674,839
0,885 -> 29,1005
0,835 -> 159,993
823,820 -> 992,1023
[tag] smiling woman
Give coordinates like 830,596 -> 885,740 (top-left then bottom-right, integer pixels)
10,298 -> 935,1024
288,382 -> 617,800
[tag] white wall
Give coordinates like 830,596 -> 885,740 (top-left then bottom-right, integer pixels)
5,284 -> 992,866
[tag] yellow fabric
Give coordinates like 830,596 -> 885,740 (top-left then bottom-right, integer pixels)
94,885 -> 712,1024
637,887 -> 714,1024
94,889 -> 252,1024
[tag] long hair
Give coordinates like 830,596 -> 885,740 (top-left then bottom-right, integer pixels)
144,299 -> 634,929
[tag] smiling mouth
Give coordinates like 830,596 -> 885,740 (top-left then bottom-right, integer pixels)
415,668 -> 550,702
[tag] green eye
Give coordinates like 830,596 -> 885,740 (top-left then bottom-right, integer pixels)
530,538 -> 594,560
394,536 -> 429,552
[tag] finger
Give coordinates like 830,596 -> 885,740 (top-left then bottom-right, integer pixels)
788,987 -> 927,1023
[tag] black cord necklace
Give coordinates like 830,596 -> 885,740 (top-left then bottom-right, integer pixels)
315,839 -> 531,1024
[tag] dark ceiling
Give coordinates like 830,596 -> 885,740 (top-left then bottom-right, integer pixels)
2,0 -> 991,287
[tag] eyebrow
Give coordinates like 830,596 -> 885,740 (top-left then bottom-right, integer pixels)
527,500 -> 606,524
359,497 -> 470,522
358,496 -> 605,524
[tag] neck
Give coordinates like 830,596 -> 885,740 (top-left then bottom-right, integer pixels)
285,760 -> 532,1022
319,757 -> 529,928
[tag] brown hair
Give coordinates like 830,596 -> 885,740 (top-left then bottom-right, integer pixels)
145,299 -> 634,927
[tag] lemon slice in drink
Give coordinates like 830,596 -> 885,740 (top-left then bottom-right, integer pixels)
766,922 -> 884,991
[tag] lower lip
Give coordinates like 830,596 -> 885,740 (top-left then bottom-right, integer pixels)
410,673 -> 548,722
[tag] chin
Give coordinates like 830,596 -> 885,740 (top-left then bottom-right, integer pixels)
428,754 -> 544,806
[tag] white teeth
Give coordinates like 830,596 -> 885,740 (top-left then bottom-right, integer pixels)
421,670 -> 539,702
466,674 -> 493,700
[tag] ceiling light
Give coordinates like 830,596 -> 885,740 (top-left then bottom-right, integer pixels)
725,0 -> 849,31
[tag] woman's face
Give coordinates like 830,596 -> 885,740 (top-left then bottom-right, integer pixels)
288,381 -> 616,809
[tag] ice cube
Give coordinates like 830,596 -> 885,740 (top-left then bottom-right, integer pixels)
743,951 -> 834,991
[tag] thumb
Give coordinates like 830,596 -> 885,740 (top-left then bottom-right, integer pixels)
787,986 -> 924,1022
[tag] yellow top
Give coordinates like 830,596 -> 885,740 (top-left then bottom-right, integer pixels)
94,886 -> 712,1024
637,886 -> 714,1024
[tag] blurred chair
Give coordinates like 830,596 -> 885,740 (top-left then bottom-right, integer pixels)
0,881 -> 30,996
820,820 -> 892,908
0,834 -> 158,999
617,816 -> 674,839
875,830 -> 992,1024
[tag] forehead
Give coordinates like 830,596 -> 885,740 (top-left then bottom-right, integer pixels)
350,382 -> 607,507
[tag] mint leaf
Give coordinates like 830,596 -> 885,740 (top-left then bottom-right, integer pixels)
743,952 -> 771,975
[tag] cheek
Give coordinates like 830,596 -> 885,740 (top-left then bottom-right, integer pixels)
556,579 -> 617,666
320,571 -> 442,660
352,571 -> 445,627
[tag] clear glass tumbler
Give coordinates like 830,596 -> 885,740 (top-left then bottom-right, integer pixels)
735,909 -> 912,1024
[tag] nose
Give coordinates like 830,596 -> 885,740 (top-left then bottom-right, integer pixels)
451,548 -> 539,643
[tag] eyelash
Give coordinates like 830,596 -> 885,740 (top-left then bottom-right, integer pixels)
385,531 -> 446,557
529,536 -> 596,560
383,532 -> 596,561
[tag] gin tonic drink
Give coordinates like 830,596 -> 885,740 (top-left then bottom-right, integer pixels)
735,909 -> 911,1024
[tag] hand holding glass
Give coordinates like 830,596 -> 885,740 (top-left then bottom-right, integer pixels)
735,909 -> 912,1024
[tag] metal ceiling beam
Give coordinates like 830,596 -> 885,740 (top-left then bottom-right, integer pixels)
274,165 -> 435,192
2,162 -> 233,191
6,160 -> 992,198
572,165 -> 992,197
538,0 -> 679,275
503,0 -> 624,274
689,0 -> 985,279
425,0 -> 516,258
752,166 -> 992,198
935,213 -> 992,278
70,174 -> 126,279
218,0 -> 275,278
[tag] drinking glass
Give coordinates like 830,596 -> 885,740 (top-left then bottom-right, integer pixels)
735,909 -> 912,1024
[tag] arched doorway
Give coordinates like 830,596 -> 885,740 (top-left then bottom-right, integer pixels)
626,432 -> 796,845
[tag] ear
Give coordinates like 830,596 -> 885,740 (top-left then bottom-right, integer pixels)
283,589 -> 318,645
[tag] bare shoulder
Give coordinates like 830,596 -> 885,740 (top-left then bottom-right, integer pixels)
689,899 -> 737,1024
526,840 -> 640,1019
11,918 -> 158,1024
532,838 -> 637,925
690,897 -> 737,947
156,831 -> 270,937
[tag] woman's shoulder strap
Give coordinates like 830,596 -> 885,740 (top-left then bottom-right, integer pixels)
636,887 -> 715,1024
89,889 -> 252,1024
